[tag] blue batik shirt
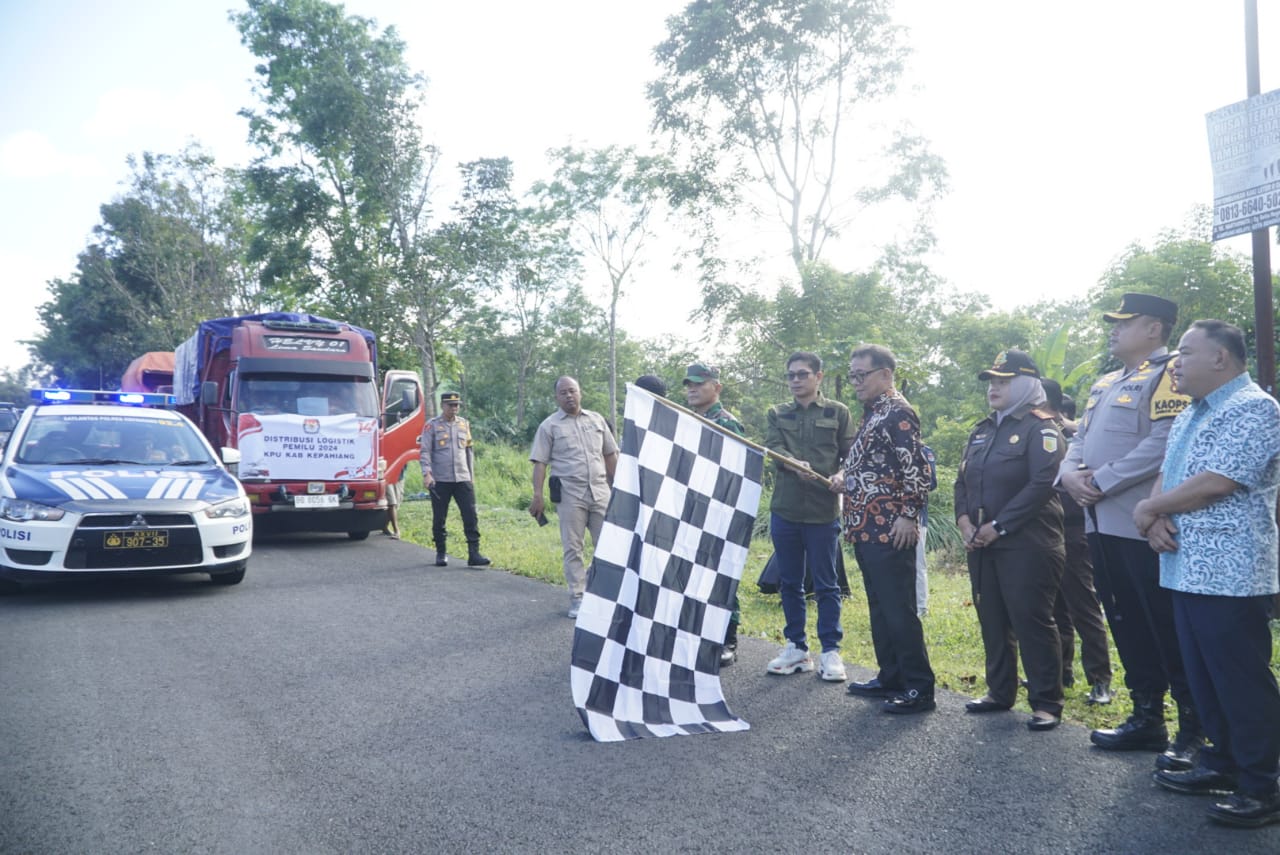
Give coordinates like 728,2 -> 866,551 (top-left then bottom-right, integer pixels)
1159,372 -> 1280,596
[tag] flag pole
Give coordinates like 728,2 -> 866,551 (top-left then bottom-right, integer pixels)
633,386 -> 840,490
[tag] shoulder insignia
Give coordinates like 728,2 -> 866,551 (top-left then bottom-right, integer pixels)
1151,366 -> 1190,420
1029,407 -> 1054,420
1149,352 -> 1176,366
1042,433 -> 1059,454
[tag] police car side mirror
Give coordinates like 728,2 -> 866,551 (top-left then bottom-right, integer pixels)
221,447 -> 241,465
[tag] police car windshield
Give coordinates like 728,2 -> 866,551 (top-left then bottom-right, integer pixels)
16,413 -> 210,466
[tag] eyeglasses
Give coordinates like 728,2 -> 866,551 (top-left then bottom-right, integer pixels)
847,367 -> 886,384
784,370 -> 814,381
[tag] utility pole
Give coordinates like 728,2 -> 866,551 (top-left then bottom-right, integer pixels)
1245,0 -> 1276,395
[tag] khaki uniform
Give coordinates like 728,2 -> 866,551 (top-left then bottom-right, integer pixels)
530,408 -> 619,598
420,413 -> 480,555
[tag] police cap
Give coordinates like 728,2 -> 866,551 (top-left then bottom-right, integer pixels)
978,349 -> 1041,381
440,391 -> 462,405
1103,292 -> 1178,324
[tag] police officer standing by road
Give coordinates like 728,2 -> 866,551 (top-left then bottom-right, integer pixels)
1058,293 -> 1198,769
956,350 -> 1067,731
421,391 -> 490,568
682,362 -> 747,665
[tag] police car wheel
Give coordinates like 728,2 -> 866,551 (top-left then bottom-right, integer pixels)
347,530 -> 371,541
209,568 -> 246,586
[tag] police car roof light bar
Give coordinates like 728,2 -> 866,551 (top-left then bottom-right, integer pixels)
31,388 -> 177,408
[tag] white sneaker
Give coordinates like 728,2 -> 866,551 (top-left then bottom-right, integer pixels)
818,650 -> 847,682
766,642 -> 814,675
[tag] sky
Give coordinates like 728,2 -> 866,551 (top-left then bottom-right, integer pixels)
1,1 -> 1276,377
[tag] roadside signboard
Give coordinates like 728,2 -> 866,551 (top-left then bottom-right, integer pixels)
1207,88 -> 1280,240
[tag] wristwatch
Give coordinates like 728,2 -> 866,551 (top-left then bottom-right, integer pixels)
991,520 -> 1009,537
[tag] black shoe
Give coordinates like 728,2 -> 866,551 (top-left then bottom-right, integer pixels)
1087,680 -> 1113,705
965,697 -> 1012,713
883,689 -> 935,715
1155,733 -> 1205,772
467,552 -> 491,567
846,678 -> 900,698
434,552 -> 448,567
1208,789 -> 1280,828
1028,712 -> 1060,731
1152,766 -> 1238,796
719,643 -> 737,667
1090,718 -> 1168,751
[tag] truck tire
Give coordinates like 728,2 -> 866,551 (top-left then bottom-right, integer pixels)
209,567 -> 246,585
347,530 -> 371,541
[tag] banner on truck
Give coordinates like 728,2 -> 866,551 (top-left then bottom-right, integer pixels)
237,413 -> 377,480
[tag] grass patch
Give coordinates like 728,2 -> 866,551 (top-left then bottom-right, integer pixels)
399,441 -> 1280,728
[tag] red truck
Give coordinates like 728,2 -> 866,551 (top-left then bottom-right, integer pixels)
169,313 -> 425,539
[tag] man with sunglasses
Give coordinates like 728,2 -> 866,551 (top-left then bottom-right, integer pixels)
764,352 -> 856,681
837,344 -> 937,714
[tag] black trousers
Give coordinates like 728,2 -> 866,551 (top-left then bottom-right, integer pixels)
1088,533 -> 1192,707
1172,591 -> 1280,796
431,481 -> 480,549
968,543 -> 1065,715
1054,524 -> 1112,685
854,541 -> 934,698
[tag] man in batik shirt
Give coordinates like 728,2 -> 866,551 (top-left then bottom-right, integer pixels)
836,343 -> 936,714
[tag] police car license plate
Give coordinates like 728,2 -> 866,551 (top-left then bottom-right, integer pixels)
105,530 -> 169,549
294,494 -> 339,508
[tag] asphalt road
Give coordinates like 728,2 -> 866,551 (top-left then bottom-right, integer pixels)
2,536 -> 1277,854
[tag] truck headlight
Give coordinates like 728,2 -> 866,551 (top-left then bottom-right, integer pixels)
0,497 -> 65,522
204,496 -> 250,519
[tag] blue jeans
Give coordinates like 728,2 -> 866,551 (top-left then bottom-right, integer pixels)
770,513 -> 842,652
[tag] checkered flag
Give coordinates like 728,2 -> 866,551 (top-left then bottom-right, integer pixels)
570,385 -> 764,742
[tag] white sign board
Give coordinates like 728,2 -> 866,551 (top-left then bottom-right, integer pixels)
1207,88 -> 1280,240
237,413 -> 378,481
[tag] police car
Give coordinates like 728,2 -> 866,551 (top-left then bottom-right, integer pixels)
0,389 -> 252,591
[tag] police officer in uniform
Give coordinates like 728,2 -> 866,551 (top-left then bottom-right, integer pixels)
421,391 -> 490,568
1058,293 -> 1198,769
956,350 -> 1067,730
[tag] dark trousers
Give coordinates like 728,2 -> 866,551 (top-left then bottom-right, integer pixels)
1089,533 -> 1191,707
1054,524 -> 1112,685
968,544 -> 1065,715
854,541 -> 935,697
431,481 -> 480,549
1172,591 -> 1280,796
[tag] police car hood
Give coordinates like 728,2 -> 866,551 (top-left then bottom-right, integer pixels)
5,463 -> 241,508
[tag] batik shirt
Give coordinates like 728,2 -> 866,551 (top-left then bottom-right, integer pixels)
1159,372 -> 1280,597
840,390 -> 930,544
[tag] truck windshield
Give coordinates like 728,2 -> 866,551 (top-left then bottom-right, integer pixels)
237,376 -> 378,418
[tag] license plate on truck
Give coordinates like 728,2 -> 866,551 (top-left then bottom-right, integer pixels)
294,494 -> 339,508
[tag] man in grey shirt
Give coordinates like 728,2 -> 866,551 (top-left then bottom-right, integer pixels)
1058,293 -> 1197,770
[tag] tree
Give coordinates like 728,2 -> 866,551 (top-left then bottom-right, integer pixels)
32,146 -> 259,386
233,0 -> 439,381
649,0 -> 947,278
535,146 -> 677,433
